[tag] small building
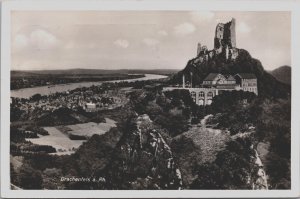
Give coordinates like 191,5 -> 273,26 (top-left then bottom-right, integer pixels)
202,73 -> 239,85
202,73 -> 225,85
85,102 -> 97,112
86,102 -> 96,109
226,75 -> 236,84
164,72 -> 258,106
234,73 -> 258,95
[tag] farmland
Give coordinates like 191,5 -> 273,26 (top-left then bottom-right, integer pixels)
26,118 -> 116,155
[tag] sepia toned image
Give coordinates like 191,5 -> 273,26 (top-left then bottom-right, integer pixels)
8,9 -> 292,192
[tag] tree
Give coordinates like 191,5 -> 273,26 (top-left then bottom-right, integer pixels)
190,163 -> 222,189
10,107 -> 24,122
10,163 -> 18,185
19,164 -> 43,189
31,94 -> 42,101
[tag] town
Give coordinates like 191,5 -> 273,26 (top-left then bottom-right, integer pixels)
11,84 -> 131,119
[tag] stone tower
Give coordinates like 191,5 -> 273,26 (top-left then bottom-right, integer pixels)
230,18 -> 236,48
197,42 -> 201,57
214,18 -> 236,50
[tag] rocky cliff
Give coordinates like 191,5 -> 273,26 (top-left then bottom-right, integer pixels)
105,114 -> 182,189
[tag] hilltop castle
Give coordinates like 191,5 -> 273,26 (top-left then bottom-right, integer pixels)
164,18 -> 258,106
195,18 -> 239,63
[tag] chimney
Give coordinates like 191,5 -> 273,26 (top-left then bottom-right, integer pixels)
182,74 -> 185,88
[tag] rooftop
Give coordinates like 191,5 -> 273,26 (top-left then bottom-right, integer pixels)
235,73 -> 257,79
203,73 -> 220,81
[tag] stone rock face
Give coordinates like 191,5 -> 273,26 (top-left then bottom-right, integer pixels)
251,149 -> 268,190
106,114 -> 182,189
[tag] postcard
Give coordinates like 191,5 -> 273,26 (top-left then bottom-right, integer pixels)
1,0 -> 300,198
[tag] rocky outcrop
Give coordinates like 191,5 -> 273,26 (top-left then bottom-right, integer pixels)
251,147 -> 268,190
106,114 -> 182,189
232,130 -> 269,189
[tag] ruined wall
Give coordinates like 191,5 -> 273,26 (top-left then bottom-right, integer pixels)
214,23 -> 224,49
214,18 -> 236,49
197,43 -> 201,57
195,18 -> 238,63
230,18 -> 236,48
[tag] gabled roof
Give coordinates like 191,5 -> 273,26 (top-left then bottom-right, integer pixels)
203,73 -> 220,81
226,75 -> 236,81
235,73 -> 257,79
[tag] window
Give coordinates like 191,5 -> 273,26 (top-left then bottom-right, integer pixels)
191,92 -> 196,102
207,92 -> 213,98
199,92 -> 205,98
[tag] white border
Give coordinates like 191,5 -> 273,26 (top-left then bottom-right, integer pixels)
1,0 -> 300,198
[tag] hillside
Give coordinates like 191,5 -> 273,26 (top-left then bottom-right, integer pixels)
269,65 -> 291,85
170,49 -> 290,99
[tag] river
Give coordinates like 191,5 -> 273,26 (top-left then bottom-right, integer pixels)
11,74 -> 168,99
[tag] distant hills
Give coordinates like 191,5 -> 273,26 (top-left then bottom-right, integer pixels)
11,69 -> 179,77
269,65 -> 291,85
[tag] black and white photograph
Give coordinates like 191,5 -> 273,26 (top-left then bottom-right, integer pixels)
1,0 -> 300,198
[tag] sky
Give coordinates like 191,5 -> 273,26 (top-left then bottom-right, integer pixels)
11,11 -> 291,71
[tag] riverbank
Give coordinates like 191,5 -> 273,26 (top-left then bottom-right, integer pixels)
11,74 -> 168,99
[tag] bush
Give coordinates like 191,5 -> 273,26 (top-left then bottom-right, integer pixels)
19,164 -> 43,189
69,134 -> 87,140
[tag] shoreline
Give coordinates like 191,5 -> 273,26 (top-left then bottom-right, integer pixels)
11,73 -> 168,99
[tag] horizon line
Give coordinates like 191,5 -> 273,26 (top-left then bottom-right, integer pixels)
11,68 -> 181,71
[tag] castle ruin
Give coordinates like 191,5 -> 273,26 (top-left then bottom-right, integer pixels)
214,18 -> 236,49
195,18 -> 239,63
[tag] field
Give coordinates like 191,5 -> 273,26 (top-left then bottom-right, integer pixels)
26,118 -> 116,155
27,127 -> 84,155
64,118 -> 116,137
